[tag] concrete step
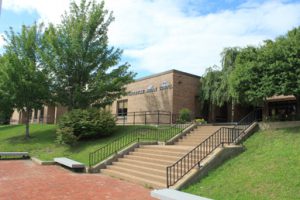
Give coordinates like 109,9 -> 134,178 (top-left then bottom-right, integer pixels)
123,154 -> 178,165
102,169 -> 165,188
135,148 -> 188,157
140,145 -> 192,152
112,162 -> 166,176
129,151 -> 182,160
118,158 -> 168,170
106,165 -> 166,181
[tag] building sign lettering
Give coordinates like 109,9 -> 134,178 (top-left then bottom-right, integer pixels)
127,81 -> 173,96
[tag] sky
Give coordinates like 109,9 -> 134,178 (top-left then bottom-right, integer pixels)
0,0 -> 300,78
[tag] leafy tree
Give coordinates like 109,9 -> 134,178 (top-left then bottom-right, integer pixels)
200,48 -> 240,121
270,27 -> 300,115
216,48 -> 240,121
199,66 -> 222,120
230,27 -> 300,116
41,0 -> 135,110
0,56 -> 14,124
229,46 -> 266,105
3,24 -> 50,138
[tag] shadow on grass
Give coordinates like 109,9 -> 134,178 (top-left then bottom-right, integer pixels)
283,127 -> 300,134
0,125 -> 23,132
5,128 -> 56,145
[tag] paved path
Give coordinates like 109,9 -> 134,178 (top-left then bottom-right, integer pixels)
0,160 -> 156,200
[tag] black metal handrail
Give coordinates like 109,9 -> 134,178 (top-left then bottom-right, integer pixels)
89,122 -> 193,167
166,109 -> 260,187
115,110 -> 195,125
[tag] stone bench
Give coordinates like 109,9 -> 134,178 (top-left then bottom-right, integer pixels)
54,157 -> 85,169
0,152 -> 29,159
151,189 -> 212,200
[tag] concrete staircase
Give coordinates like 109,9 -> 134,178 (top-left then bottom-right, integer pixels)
101,125 -> 228,188
175,125 -> 229,146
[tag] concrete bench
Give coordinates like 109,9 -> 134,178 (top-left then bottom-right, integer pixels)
0,152 -> 29,159
151,189 -> 212,200
54,157 -> 85,169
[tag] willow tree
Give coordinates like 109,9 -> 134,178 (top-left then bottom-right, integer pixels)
199,66 -> 222,120
216,47 -> 240,121
41,0 -> 135,110
200,48 -> 240,122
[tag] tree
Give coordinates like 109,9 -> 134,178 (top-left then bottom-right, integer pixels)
230,27 -> 300,116
3,24 -> 50,138
199,66 -> 222,120
199,48 -> 240,122
270,27 -> 300,115
212,48 -> 237,106
41,0 -> 135,110
229,46 -> 266,106
217,47 -> 240,121
0,56 -> 14,124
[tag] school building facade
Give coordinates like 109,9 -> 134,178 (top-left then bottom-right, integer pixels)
9,69 -> 297,124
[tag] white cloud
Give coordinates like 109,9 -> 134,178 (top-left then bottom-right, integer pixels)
2,0 -> 300,75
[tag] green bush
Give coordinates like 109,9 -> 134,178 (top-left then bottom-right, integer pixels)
178,108 -> 192,123
56,108 -> 116,145
56,127 -> 78,145
195,118 -> 207,124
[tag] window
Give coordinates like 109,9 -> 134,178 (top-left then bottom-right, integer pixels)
117,100 -> 128,117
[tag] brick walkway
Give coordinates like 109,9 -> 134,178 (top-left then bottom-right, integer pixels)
0,160 -> 156,200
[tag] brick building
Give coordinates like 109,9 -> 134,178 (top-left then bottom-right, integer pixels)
9,69 -> 296,124
10,106 -> 67,124
108,69 -> 201,124
10,69 -> 201,124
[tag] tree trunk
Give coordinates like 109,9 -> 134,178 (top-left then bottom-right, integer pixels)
296,95 -> 300,117
231,100 -> 235,123
25,109 -> 31,139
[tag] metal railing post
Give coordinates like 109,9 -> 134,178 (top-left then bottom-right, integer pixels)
123,113 -> 125,125
157,110 -> 160,126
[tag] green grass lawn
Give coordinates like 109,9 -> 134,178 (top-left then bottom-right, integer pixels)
0,124 -> 179,165
183,127 -> 300,200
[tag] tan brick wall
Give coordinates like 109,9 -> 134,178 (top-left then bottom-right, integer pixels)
172,72 -> 201,117
110,70 -> 201,123
112,72 -> 174,124
55,106 -> 68,123
11,109 -> 21,124
112,73 -> 174,113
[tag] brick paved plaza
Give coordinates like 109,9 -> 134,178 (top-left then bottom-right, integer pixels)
0,160 -> 155,200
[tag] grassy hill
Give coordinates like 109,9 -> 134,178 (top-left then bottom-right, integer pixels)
183,127 -> 300,200
0,124 -> 176,165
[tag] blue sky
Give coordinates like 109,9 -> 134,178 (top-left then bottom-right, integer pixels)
1,0 -> 300,78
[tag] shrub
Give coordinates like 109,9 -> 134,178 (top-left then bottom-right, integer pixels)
178,108 -> 192,123
195,118 -> 207,124
56,127 -> 78,145
56,108 -> 116,145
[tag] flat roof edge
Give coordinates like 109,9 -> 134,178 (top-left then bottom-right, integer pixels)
135,69 -> 201,82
